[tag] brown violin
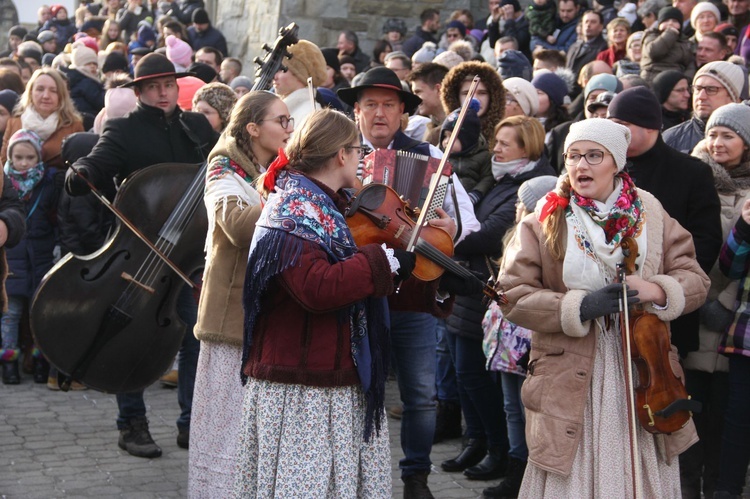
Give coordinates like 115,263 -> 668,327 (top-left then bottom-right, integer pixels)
346,183 -> 506,304
618,236 -> 701,436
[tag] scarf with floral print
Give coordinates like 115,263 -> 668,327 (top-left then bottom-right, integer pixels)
571,171 -> 642,246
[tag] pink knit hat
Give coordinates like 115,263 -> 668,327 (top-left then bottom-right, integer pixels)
166,35 -> 192,70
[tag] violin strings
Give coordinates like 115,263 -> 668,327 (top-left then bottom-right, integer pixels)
388,225 -> 476,280
117,164 -> 207,311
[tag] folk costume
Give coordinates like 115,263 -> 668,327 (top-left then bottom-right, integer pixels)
499,120 -> 709,497
233,168 -> 394,497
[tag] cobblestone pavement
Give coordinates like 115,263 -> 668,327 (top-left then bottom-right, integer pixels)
0,373 -> 498,498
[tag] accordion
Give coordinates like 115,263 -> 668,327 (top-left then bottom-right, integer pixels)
359,149 -> 452,220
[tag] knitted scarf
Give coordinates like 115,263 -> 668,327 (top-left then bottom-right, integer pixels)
242,170 -> 390,441
571,171 -> 643,245
4,161 -> 44,200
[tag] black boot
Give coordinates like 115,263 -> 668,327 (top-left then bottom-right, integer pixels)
434,400 -> 462,443
118,417 -> 162,458
482,457 -> 527,497
33,356 -> 49,384
2,360 -> 19,384
464,447 -> 508,480
441,438 -> 487,472
402,472 -> 434,499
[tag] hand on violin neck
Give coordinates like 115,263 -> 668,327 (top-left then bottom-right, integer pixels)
624,275 -> 666,307
427,208 -> 457,239
439,271 -> 485,296
579,283 -> 640,323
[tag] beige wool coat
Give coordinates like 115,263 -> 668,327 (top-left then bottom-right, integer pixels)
499,189 -> 709,476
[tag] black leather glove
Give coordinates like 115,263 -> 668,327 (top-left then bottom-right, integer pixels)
439,271 -> 485,296
65,167 -> 91,197
579,283 -> 639,322
392,249 -> 416,283
700,300 -> 734,332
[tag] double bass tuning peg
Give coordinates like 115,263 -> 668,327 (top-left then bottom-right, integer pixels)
262,43 -> 271,52
253,56 -> 264,67
284,50 -> 293,59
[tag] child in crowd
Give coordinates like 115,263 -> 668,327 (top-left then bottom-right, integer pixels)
640,6 -> 695,84
481,174 -> 558,498
1,130 -> 59,385
439,99 -> 493,204
527,0 -> 557,44
42,5 -> 77,48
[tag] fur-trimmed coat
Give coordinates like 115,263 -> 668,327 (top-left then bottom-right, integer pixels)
194,132 -> 262,346
440,61 -> 506,149
499,189 -> 709,476
684,142 -> 750,373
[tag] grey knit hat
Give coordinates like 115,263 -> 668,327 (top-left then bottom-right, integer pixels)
706,103 -> 750,147
192,82 -> 238,129
564,119 -> 632,171
230,76 -> 253,91
518,175 -> 559,213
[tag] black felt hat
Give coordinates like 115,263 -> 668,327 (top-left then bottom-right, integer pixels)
122,53 -> 192,87
337,66 -> 422,114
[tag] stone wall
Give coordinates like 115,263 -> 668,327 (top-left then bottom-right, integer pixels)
206,0 -> 489,82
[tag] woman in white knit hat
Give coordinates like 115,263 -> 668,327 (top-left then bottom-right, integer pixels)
499,118 -> 709,497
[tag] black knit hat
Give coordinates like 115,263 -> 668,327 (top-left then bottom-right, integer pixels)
337,66 -> 422,114
188,62 -> 217,83
9,25 -> 27,39
122,53 -> 192,87
440,99 -> 481,155
192,8 -> 210,24
657,7 -> 684,27
608,86 -> 663,130
321,47 -> 340,73
652,70 -> 687,104
102,51 -> 129,74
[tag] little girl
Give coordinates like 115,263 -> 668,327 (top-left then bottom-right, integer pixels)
1,130 -> 59,384
481,174 -> 557,498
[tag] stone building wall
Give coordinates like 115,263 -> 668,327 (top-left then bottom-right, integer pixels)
206,0 -> 489,82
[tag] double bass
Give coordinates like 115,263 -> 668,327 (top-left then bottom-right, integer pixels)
30,24 -> 300,393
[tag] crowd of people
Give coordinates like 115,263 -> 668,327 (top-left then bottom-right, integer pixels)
0,0 -> 749,498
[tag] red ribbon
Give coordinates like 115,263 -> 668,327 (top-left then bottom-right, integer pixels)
539,192 -> 569,222
263,148 -> 289,193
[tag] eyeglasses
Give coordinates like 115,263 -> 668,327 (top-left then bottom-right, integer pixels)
689,85 -> 722,96
258,115 -> 294,130
506,97 -> 518,106
346,145 -> 367,160
563,150 -> 609,166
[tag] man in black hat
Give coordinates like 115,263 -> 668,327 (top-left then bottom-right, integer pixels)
338,67 -> 481,499
65,53 -> 218,459
607,86 -> 721,355
652,69 -> 690,130
187,8 -> 227,56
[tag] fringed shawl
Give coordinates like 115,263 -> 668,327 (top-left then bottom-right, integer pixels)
242,170 -> 390,440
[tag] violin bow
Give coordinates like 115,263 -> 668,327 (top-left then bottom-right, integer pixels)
70,167 -> 196,288
307,77 -> 315,109
405,75 -> 480,252
617,262 -> 644,499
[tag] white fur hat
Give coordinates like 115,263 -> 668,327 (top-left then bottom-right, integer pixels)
564,119 -> 631,171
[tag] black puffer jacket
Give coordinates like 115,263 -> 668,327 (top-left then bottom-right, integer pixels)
58,132 -> 114,256
446,156 -> 555,339
67,68 -> 106,116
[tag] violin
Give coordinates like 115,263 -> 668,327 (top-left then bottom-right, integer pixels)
346,183 -> 506,305
618,236 -> 701,435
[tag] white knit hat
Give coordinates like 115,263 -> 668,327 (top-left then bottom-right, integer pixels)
690,1 -> 721,30
503,77 -> 539,116
564,119 -> 631,171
